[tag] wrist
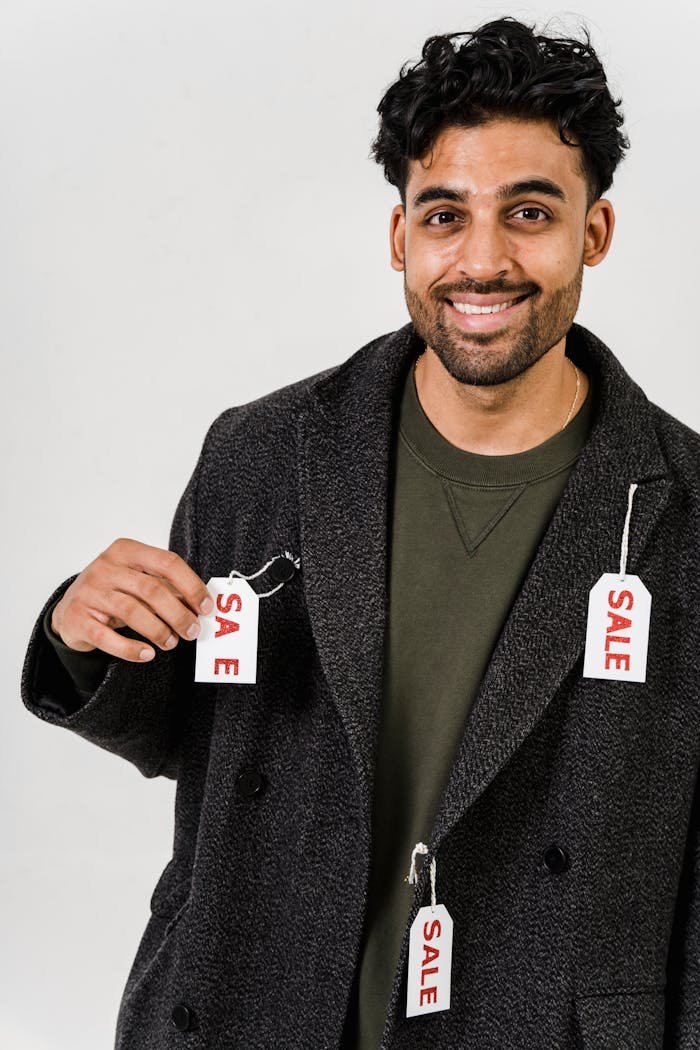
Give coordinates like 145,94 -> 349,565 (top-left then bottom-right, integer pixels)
50,600 -> 64,640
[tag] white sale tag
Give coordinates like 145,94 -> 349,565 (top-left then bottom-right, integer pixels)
406,904 -> 453,1017
194,577 -> 259,684
582,573 -> 651,682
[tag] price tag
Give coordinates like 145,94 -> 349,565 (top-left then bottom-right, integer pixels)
406,904 -> 453,1017
582,572 -> 651,682
194,577 -> 259,684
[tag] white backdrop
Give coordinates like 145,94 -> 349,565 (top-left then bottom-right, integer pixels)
3,2 -> 698,1046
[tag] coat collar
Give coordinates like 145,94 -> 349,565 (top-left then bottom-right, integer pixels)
296,320 -> 670,851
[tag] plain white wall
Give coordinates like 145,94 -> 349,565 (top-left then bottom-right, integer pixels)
3,1 -> 698,1046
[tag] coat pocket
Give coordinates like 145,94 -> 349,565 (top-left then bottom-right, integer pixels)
150,855 -> 192,919
115,904 -> 193,1050
123,860 -> 192,1008
116,870 -> 194,1050
574,988 -> 666,1049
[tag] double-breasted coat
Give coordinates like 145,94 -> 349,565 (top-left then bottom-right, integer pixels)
21,320 -> 700,1049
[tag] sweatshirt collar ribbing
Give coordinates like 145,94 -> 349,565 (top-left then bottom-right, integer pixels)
398,353 -> 595,487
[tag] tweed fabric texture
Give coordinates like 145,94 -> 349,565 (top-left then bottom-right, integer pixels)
20,320 -> 700,1049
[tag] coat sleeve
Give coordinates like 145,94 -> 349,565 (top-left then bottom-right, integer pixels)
19,417 -> 218,781
664,759 -> 700,1045
40,596 -> 114,711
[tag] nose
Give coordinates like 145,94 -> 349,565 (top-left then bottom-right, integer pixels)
455,214 -> 512,282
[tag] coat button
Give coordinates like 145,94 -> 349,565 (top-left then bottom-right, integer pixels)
171,1003 -> 193,1030
542,844 -> 569,874
237,767 -> 265,797
268,556 -> 296,584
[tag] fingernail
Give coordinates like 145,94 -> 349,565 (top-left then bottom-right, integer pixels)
186,621 -> 201,640
200,596 -> 213,614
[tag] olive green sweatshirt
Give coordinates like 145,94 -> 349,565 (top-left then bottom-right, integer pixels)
42,355 -> 595,1050
342,356 -> 594,1050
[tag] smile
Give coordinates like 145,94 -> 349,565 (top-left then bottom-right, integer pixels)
445,292 -> 533,330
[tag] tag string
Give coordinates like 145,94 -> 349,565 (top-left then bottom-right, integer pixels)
227,550 -> 300,599
619,483 -> 638,582
406,842 -> 437,912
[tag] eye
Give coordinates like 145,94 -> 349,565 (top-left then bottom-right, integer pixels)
425,211 -> 459,226
511,207 -> 550,223
424,206 -> 551,227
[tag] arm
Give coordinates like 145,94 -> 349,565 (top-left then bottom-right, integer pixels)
20,419 -> 215,780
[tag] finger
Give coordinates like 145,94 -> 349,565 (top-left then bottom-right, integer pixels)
83,562 -> 197,642
106,538 -> 213,615
83,605 -> 127,630
76,583 -> 186,653
62,603 -> 159,663
110,567 -> 203,643
151,575 -> 186,603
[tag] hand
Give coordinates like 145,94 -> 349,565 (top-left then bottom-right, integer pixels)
50,537 -> 214,663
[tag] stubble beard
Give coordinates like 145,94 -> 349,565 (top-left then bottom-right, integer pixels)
403,258 -> 584,387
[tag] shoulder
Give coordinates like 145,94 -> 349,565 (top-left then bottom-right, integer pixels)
196,324 -> 402,469
198,364 -> 338,471
644,399 -> 700,580
647,398 -> 700,494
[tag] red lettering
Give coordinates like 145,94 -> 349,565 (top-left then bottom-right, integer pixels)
215,616 -> 240,637
608,588 -> 634,611
605,652 -> 630,672
420,986 -> 437,1006
601,591 -> 634,669
423,919 -> 441,940
604,633 -> 630,652
420,965 -> 439,986
606,611 -> 632,634
214,657 -> 239,676
421,943 -> 439,967
217,592 -> 242,614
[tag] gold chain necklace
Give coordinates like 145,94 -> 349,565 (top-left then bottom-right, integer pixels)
413,353 -> 580,432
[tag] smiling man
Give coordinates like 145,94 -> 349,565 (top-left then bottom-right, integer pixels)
396,121 -> 601,449
22,15 -> 700,1050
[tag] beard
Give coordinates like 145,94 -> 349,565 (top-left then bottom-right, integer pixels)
403,257 -> 584,387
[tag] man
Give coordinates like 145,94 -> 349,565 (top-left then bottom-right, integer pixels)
21,16 -> 700,1049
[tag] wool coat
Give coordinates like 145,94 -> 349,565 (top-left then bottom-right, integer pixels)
21,319 -> 700,1049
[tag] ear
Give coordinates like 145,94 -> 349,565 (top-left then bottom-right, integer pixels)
390,204 -> 407,272
583,198 -> 615,267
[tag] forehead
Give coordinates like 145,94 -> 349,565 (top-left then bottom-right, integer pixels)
406,118 -> 584,203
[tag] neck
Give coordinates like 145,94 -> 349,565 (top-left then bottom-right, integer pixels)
414,339 -> 589,456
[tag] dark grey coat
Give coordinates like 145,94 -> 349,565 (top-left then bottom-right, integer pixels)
21,320 -> 700,1049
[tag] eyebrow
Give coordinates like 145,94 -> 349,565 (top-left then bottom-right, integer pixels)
411,177 -> 569,209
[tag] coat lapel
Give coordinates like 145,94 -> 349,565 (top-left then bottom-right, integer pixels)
296,320 -> 670,849
296,326 -> 416,836
429,323 -> 670,852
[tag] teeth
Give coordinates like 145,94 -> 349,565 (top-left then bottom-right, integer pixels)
451,296 -> 524,315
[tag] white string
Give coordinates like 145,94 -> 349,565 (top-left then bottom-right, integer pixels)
619,483 -> 638,581
227,550 -> 300,599
406,842 -> 437,912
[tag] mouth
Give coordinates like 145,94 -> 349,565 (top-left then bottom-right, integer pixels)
444,292 -> 534,331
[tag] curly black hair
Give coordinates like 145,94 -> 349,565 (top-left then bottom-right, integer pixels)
370,16 -> 630,213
